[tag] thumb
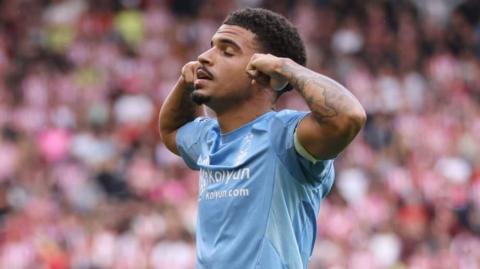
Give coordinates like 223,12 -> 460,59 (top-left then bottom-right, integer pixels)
246,69 -> 258,78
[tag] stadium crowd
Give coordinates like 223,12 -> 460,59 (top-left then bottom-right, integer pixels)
0,0 -> 479,268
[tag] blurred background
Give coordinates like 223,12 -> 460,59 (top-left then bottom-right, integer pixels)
0,0 -> 479,268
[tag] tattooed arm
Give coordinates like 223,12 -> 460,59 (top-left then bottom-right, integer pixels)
247,54 -> 366,159
159,61 -> 204,155
281,59 -> 366,159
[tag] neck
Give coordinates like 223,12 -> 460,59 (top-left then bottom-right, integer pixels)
215,100 -> 273,134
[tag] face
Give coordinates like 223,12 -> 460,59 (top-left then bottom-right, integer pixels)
192,25 -> 259,111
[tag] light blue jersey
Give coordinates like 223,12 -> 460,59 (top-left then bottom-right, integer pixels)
176,110 -> 335,269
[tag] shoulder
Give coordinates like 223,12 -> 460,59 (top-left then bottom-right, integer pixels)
183,116 -> 217,130
177,116 -> 218,143
272,109 -> 309,125
266,110 -> 308,148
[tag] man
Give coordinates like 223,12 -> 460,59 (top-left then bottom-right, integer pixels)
159,8 -> 366,269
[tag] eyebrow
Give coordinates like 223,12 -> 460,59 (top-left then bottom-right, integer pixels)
210,38 -> 241,51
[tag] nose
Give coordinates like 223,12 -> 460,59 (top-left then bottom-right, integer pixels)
198,48 -> 214,66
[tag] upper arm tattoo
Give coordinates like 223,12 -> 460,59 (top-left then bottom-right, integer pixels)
281,62 -> 352,123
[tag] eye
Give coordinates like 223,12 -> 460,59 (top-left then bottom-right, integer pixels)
222,48 -> 234,57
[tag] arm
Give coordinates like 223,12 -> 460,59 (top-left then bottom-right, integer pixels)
247,54 -> 366,160
159,61 -> 204,155
280,58 -> 366,159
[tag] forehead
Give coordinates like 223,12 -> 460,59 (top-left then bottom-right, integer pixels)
212,24 -> 259,51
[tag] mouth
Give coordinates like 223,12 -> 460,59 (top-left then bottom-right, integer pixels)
196,67 -> 214,80
194,67 -> 214,90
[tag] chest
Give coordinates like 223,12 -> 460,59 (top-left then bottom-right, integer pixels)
196,131 -> 272,201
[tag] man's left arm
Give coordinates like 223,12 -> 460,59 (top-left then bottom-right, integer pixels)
247,54 -> 367,160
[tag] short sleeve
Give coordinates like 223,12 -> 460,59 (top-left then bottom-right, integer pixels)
176,117 -> 214,170
270,110 -> 335,189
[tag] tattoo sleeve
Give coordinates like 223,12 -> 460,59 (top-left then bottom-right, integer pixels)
279,59 -> 356,124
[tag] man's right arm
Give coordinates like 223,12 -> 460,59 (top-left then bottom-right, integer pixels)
159,61 -> 204,155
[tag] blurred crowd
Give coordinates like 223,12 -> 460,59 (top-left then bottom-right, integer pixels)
0,0 -> 479,268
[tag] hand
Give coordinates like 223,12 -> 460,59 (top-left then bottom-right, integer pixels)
181,61 -> 200,90
246,53 -> 289,91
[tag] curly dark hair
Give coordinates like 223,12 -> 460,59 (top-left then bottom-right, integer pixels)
223,8 -> 307,95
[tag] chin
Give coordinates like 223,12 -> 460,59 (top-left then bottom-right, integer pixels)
191,90 -> 211,105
